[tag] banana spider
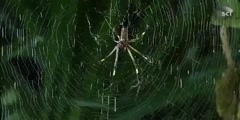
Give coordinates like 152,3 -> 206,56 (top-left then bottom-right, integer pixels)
100,25 -> 150,88
86,8 -> 151,88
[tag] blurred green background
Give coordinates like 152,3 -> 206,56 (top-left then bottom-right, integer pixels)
0,0 -> 240,119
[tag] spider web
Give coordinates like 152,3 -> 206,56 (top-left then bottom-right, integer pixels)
1,0 -> 239,120
85,0 -> 219,119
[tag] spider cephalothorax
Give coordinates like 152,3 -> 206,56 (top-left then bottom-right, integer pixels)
119,40 -> 129,51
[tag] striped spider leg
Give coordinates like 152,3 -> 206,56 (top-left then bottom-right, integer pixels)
101,26 -> 150,88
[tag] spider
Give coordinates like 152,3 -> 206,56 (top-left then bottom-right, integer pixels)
86,4 -> 151,88
100,25 -> 150,87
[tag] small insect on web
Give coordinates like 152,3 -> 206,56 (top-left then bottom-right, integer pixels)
86,1 -> 152,89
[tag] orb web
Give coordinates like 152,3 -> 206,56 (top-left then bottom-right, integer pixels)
86,0 -> 224,120
0,0 -> 233,119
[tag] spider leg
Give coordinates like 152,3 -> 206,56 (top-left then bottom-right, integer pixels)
129,38 -> 140,43
127,48 -> 141,88
113,47 -> 119,76
112,28 -> 120,43
117,35 -> 121,41
103,47 -> 119,90
101,45 -> 118,62
128,45 -> 149,62
129,32 -> 146,43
